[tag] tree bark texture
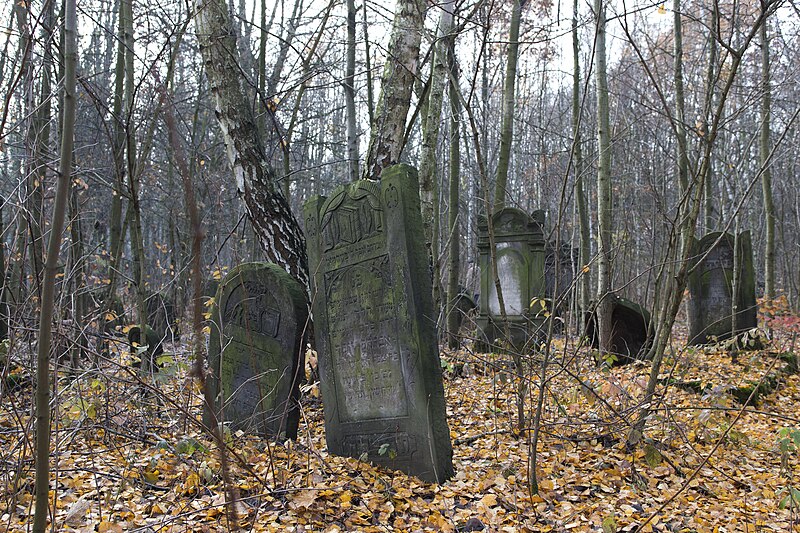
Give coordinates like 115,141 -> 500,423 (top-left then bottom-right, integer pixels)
196,0 -> 309,289
572,0 -> 590,324
362,0 -> 425,180
594,0 -> 614,353
419,0 -> 454,239
345,0 -> 359,182
760,15 -> 775,299
445,43 -> 461,350
33,0 -> 76,528
493,0 -> 521,211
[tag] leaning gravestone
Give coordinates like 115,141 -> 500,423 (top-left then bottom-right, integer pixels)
476,208 -> 546,351
585,297 -> 653,365
205,263 -> 307,439
304,164 -> 454,483
687,231 -> 757,345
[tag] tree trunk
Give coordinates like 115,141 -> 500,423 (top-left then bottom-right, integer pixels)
121,0 -> 149,370
703,1 -> 719,231
594,0 -> 613,353
760,14 -> 774,300
572,0 -> 590,327
362,0 -> 425,180
419,0 -> 454,240
195,0 -> 309,289
363,1 -> 375,125
673,0 -> 689,199
493,0 -> 521,212
445,43 -> 461,350
0,197 -> 7,340
109,0 -> 125,267
345,0 -> 359,182
32,0 -> 76,528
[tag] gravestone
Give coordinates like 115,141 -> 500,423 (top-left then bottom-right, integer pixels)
687,231 -> 757,345
145,292 -> 179,340
585,297 -> 653,365
476,208 -> 546,351
206,262 -> 307,439
304,164 -> 454,483
545,242 -> 575,306
128,324 -> 164,371
545,241 -> 576,333
449,291 -> 477,338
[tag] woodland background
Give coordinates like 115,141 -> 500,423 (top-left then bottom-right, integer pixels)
0,0 -> 799,529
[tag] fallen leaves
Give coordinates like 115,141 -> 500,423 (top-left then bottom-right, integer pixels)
1,321 -> 799,532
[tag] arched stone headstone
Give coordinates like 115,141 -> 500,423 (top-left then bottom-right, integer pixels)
304,164 -> 454,483
476,208 -> 546,351
687,231 -> 757,345
206,263 -> 307,439
585,297 -> 653,365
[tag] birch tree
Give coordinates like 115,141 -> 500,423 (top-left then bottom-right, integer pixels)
362,0 -> 426,180
195,0 -> 309,288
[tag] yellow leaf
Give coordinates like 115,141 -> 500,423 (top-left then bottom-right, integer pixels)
582,265 -> 590,273
479,493 -> 497,507
105,312 -> 117,321
657,3 -> 666,14
143,469 -> 159,484
183,472 -> 200,494
98,521 -> 124,533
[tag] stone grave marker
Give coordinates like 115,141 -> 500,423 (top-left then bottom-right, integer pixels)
128,324 -> 164,371
476,208 -> 546,351
205,263 -> 307,439
145,292 -> 179,340
687,231 -> 757,345
545,241 -> 576,333
304,164 -> 454,483
585,297 -> 653,365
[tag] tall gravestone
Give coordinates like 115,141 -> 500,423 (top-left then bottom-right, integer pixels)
304,164 -> 454,483
545,242 -> 575,305
476,208 -> 546,351
545,241 -> 576,333
585,297 -> 653,364
206,263 -> 307,439
687,231 -> 757,345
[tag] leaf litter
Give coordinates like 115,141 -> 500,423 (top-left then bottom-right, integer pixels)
0,322 -> 798,532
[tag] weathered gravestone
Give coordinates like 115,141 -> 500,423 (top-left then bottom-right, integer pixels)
687,231 -> 757,345
145,292 -> 179,340
304,164 -> 454,483
585,297 -> 653,365
447,290 -> 477,345
545,241 -> 576,333
128,324 -> 164,371
476,208 -> 546,351
205,263 -> 307,438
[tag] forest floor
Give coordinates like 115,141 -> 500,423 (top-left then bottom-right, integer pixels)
1,313 -> 799,532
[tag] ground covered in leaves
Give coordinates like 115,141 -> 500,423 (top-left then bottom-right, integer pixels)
1,321 -> 799,532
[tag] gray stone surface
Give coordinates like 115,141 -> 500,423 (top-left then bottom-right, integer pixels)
206,262 -> 307,439
304,164 -> 453,483
476,208 -> 546,351
687,232 -> 757,345
585,297 -> 653,364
